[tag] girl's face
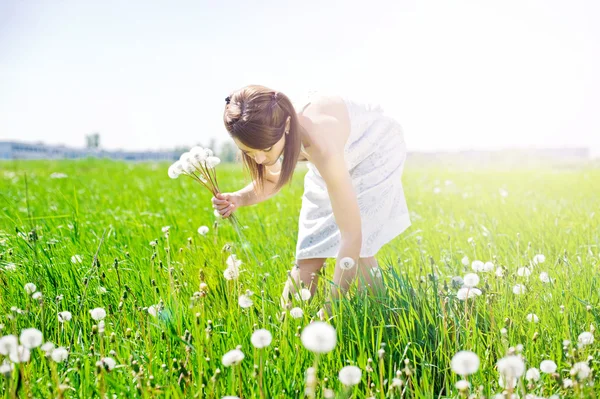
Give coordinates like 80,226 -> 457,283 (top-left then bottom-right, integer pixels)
233,133 -> 286,166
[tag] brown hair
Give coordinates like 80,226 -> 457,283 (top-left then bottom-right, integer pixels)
223,84 -> 302,192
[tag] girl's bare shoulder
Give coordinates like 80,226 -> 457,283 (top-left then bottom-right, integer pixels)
300,94 -> 351,157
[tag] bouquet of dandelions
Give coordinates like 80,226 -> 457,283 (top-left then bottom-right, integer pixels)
168,146 -> 240,227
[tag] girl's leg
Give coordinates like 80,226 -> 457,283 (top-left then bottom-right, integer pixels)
280,258 -> 327,310
355,256 -> 386,296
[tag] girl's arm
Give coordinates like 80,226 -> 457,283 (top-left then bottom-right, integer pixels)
312,142 -> 362,310
234,160 -> 283,206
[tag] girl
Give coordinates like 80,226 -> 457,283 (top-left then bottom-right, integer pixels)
213,84 -> 411,316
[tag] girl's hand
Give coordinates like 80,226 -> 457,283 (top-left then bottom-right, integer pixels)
211,192 -> 242,218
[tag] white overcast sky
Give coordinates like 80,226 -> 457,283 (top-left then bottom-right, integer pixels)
1,0 -> 598,154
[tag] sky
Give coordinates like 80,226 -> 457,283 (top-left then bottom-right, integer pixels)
1,0 -> 598,155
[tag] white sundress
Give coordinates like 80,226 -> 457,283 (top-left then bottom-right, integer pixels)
294,91 -> 412,260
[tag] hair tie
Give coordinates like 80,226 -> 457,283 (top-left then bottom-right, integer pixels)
225,96 -> 231,104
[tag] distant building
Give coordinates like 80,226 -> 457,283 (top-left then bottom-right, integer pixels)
0,141 -> 179,161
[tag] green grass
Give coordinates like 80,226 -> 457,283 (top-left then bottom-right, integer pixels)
0,159 -> 599,398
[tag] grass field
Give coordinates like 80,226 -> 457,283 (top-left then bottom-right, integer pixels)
0,159 -> 599,398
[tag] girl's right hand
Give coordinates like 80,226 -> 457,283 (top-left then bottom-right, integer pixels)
211,192 -> 242,218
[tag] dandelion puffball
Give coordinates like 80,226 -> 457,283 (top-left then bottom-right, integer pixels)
24,283 -> 36,295
90,307 -> 107,321
457,287 -> 482,301
533,254 -> 546,264
71,255 -> 83,264
338,365 -> 362,386
451,351 -> 480,376
539,272 -> 550,283
471,260 -> 484,272
578,331 -> 594,346
525,367 -> 540,381
9,346 -> 31,363
19,328 -> 43,349
296,288 -> 311,301
99,357 -> 117,371
58,311 -> 72,323
222,349 -> 245,366
238,294 -> 253,308
290,307 -> 304,319
198,226 -> 209,235
251,329 -> 273,349
540,360 -> 557,373
300,322 -> 337,354
455,380 -> 470,391
339,257 -> 355,270
51,347 -> 69,363
497,355 -> 525,382
512,284 -> 526,295
526,313 -> 539,323
0,335 -> 18,355
462,273 -> 479,288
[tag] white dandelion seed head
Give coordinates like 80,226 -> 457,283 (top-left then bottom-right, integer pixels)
483,261 -> 495,272
451,350 -> 480,376
58,311 -> 72,323
197,226 -> 209,236
457,287 -> 482,301
19,328 -> 43,349
338,365 -> 362,386
223,267 -> 240,281
571,362 -> 591,379
238,294 -> 253,308
370,267 -> 382,279
0,361 -> 13,376
497,355 -> 525,382
512,284 -> 526,295
471,260 -> 484,272
525,367 -> 540,381
295,288 -> 311,301
339,257 -> 355,270
300,322 -> 337,354
578,331 -> 594,346
221,349 -> 245,367
540,360 -> 557,373
526,313 -> 539,323
499,188 -> 509,197
40,342 -> 55,354
563,378 -> 574,388
100,356 -> 116,370
290,307 -> 304,319
461,256 -> 469,266
4,263 -> 17,271
89,307 -> 107,321
9,345 -> 31,363
205,156 -> 221,169
226,254 -> 242,269
539,272 -> 550,283
495,267 -> 505,277
251,329 -> 273,349
161,226 -> 170,234
179,152 -> 197,173
96,286 -> 107,295
455,379 -> 470,391
71,255 -> 82,264
533,254 -> 546,265
517,267 -> 532,277
24,283 -> 36,295
148,305 -> 158,317
167,161 -> 183,179
463,273 -> 480,288
0,335 -> 18,355
51,347 -> 69,363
